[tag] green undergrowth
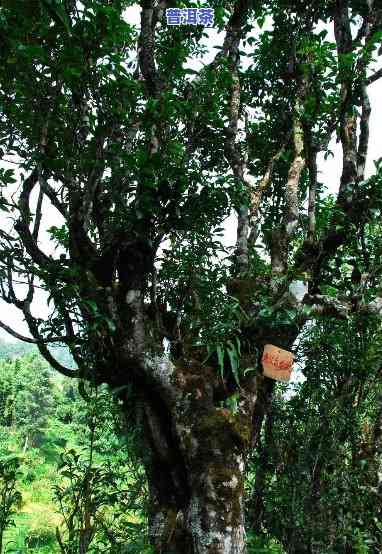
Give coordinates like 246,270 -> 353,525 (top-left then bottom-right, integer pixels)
1,422 -> 284,554
2,426 -> 67,553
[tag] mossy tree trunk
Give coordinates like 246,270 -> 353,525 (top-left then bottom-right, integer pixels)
142,402 -> 193,553
137,363 -> 254,554
181,420 -> 247,554
144,414 -> 248,554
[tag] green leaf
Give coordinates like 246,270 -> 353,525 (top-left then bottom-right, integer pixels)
226,341 -> 241,387
216,344 -> 225,379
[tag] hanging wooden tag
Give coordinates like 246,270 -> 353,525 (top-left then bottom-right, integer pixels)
261,344 -> 294,381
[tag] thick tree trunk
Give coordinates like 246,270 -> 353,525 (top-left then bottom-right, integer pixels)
137,399 -> 191,553
124,324 -> 297,553
185,450 -> 247,554
148,503 -> 193,553
177,403 -> 248,554
146,437 -> 247,554
139,395 -> 249,553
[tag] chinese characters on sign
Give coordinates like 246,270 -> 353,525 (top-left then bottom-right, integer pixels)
261,344 -> 294,382
166,8 -> 214,27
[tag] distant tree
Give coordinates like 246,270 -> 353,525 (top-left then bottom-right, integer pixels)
0,1 -> 381,552
55,381 -> 85,426
0,354 -> 53,448
0,339 -> 34,361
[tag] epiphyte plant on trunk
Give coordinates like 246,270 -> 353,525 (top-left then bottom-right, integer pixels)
0,0 -> 382,552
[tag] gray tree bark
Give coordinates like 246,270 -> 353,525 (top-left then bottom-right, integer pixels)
135,357 -> 251,554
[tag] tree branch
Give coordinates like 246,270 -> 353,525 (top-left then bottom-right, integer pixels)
38,170 -> 67,218
225,64 -> 252,274
284,114 -> 305,238
0,319 -> 74,346
32,187 -> 44,241
248,143 -> 287,246
22,302 -> 80,378
138,0 -> 164,98
303,293 -> 382,319
307,143 -> 318,241
14,169 -> 53,268
184,0 -> 253,102
366,68 -> 382,86
357,83 -> 371,181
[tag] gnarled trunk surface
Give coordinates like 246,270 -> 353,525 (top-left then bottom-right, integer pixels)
146,418 -> 248,554
136,366 -> 251,554
177,407 -> 247,554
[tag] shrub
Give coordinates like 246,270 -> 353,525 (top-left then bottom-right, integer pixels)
24,526 -> 56,549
